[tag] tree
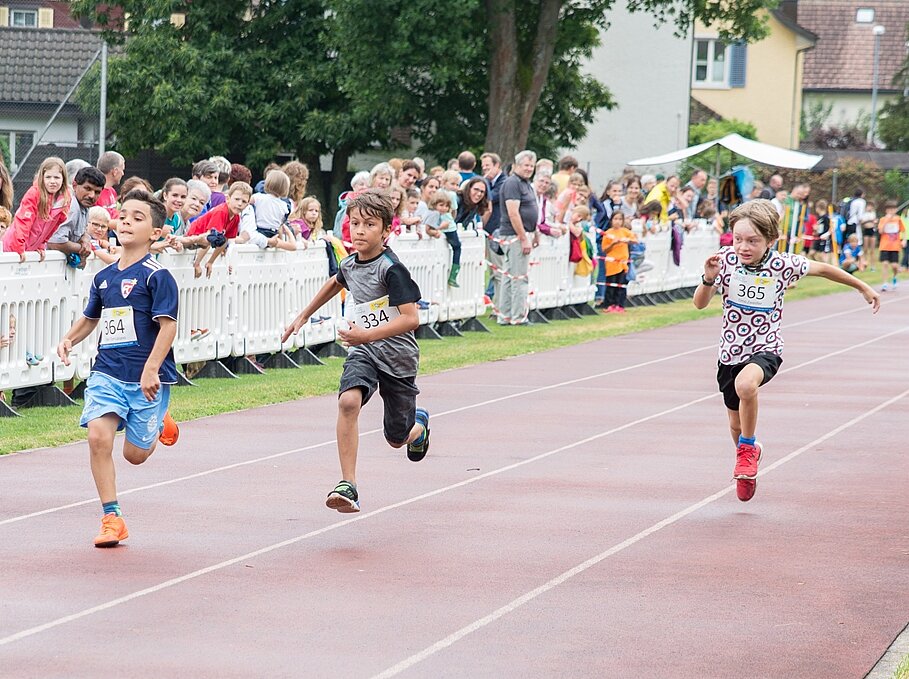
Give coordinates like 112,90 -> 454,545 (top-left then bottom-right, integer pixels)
70,0 -> 380,210
878,59 -> 909,150
680,118 -> 758,178
329,0 -> 613,163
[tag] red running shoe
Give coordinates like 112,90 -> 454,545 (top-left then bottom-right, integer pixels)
736,478 -> 757,502
733,440 -> 762,479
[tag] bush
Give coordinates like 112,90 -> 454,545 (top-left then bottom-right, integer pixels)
681,119 -> 758,179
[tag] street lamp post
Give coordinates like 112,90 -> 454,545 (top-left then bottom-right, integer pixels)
868,24 -> 885,146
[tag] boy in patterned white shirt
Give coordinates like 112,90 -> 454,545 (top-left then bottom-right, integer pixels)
693,200 -> 879,502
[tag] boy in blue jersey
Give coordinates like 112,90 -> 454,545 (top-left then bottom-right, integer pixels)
283,189 -> 429,513
57,189 -> 180,547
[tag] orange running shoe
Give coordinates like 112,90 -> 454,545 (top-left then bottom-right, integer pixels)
159,411 -> 179,446
94,514 -> 129,548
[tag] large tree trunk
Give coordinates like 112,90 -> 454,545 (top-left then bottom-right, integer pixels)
484,0 -> 562,163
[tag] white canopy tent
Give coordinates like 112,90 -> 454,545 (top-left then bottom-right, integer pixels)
627,133 -> 823,171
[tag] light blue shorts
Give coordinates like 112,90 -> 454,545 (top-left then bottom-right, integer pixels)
80,372 -> 171,450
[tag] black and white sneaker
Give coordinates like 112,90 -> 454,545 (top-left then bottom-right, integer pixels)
407,409 -> 430,462
326,480 -> 360,513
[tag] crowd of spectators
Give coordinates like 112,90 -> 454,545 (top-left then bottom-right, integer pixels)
1,146 -> 905,334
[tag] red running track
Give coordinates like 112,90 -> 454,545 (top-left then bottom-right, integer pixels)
0,292 -> 907,678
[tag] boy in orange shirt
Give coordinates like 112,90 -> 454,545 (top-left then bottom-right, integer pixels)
600,211 -> 637,313
877,200 -> 905,291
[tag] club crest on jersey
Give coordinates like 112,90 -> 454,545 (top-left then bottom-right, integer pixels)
121,278 -> 138,298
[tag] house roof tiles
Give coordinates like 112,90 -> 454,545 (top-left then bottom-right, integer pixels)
799,0 -> 909,92
0,27 -> 102,104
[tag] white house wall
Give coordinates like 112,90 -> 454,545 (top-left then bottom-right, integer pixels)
571,10 -> 693,192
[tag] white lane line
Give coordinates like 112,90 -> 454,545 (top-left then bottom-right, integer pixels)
0,298 -> 896,529
1,324 -> 904,647
369,386 -> 909,679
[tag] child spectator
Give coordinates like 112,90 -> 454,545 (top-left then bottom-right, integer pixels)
424,191 -> 462,287
236,171 -> 297,252
387,183 -> 406,243
252,170 -> 292,238
1,156 -> 70,262
568,205 -> 595,279
808,199 -> 832,263
160,178 -> 187,237
839,233 -> 865,273
693,199 -> 878,502
86,207 -> 119,264
599,211 -> 637,313
860,201 -> 877,269
181,182 -> 252,278
56,188 -> 180,547
281,189 -> 429,514
553,172 -> 586,224
877,200 -> 905,291
96,151 -> 124,221
440,170 -> 462,215
290,196 -> 323,242
335,171 -> 371,247
400,188 -> 423,236
639,200 -> 664,236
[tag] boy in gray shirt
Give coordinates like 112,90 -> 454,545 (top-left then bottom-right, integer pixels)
282,189 -> 430,513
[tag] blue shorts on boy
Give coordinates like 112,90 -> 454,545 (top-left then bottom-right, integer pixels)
80,254 -> 179,448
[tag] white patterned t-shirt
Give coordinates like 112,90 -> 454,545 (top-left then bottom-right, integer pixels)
714,247 -> 809,365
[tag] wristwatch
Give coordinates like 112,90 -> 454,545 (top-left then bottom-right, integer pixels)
701,274 -> 716,286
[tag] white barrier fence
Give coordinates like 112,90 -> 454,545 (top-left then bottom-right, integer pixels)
0,223 -> 718,410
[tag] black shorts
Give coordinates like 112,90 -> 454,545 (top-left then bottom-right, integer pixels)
811,239 -> 830,253
880,251 -> 899,263
862,227 -> 876,238
716,352 -> 782,411
339,351 -> 419,444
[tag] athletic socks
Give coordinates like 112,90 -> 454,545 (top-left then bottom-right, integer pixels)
413,427 -> 427,446
738,434 -> 756,447
102,500 -> 122,517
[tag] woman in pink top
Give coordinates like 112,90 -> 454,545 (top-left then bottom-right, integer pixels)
2,156 -> 70,262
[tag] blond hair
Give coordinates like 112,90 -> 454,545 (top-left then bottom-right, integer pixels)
263,170 -> 290,198
571,204 -> 591,219
87,206 -> 110,225
728,199 -> 779,241
292,196 -> 323,238
227,181 -> 253,198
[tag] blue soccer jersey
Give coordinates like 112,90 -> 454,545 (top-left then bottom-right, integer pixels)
83,254 -> 179,384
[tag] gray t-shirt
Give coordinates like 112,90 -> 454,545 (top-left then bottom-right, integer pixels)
48,194 -> 88,244
336,247 -> 422,377
498,175 -> 537,236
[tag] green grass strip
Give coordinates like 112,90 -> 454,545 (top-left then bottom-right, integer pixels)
0,269 -> 894,455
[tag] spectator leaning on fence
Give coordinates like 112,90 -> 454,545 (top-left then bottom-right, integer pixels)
181,179 -> 210,226
46,166 -> 106,266
181,181 -> 253,278
2,156 -> 71,262
497,150 -> 539,326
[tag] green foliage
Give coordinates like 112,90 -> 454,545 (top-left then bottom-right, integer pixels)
879,95 -> 909,151
0,136 -> 10,166
882,169 -> 909,202
800,99 -> 833,141
681,118 -> 757,178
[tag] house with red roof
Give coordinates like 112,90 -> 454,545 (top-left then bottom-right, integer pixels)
798,0 -> 909,134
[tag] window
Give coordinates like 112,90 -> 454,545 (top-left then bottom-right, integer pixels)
855,8 -> 875,23
694,39 -> 729,87
10,9 -> 38,27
